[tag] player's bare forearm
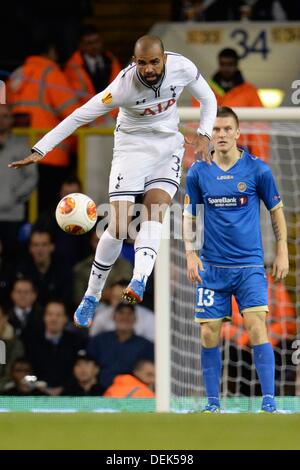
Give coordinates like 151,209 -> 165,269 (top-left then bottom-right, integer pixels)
183,214 -> 204,282
270,206 -> 289,280
271,206 -> 288,251
8,151 -> 44,169
194,135 -> 211,164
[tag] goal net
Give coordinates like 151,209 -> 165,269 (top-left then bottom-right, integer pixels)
155,108 -> 300,412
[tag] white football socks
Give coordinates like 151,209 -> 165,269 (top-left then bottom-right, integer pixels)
85,229 -> 124,300
133,220 -> 163,284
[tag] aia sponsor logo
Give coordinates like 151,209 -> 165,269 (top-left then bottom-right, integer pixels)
140,99 -> 176,116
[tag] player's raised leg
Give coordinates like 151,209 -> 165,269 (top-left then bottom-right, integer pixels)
200,320 -> 223,412
123,188 -> 170,304
74,200 -> 133,327
243,310 -> 277,413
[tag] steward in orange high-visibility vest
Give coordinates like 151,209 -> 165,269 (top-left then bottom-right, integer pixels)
192,48 -> 269,161
7,49 -> 79,167
64,25 -> 121,119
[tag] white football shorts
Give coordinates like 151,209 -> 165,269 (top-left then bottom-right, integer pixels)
109,130 -> 185,202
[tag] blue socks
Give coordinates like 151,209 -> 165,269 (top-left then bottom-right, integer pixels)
253,343 -> 276,407
201,346 -> 222,407
201,343 -> 275,409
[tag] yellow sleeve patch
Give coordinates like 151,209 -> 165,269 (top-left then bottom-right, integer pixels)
102,92 -> 113,105
184,194 -> 190,205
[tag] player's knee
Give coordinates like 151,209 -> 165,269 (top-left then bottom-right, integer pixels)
108,222 -> 127,240
200,323 -> 220,348
245,315 -> 268,345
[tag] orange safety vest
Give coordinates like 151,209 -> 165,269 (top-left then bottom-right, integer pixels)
103,374 -> 155,398
64,50 -> 121,119
7,56 -> 79,166
222,273 -> 296,348
191,80 -> 270,162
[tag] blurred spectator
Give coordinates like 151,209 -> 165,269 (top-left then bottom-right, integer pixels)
35,175 -> 90,267
65,24 -> 121,112
8,278 -> 43,343
240,0 -> 300,21
88,303 -> 154,389
104,360 -> 155,398
6,35 -> 80,211
16,229 -> 73,310
209,48 -> 263,106
0,304 -> 24,391
26,300 -> 86,395
0,241 -> 11,304
172,0 -> 240,21
0,358 -> 47,396
62,350 -> 105,396
90,279 -> 154,342
172,0 -> 300,21
0,104 -> 37,265
192,48 -> 268,159
73,232 -> 133,305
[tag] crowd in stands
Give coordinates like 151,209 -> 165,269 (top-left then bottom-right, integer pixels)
0,13 -> 298,399
172,0 -> 300,22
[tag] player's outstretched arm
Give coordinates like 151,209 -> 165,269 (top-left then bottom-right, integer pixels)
8,151 -> 44,169
270,206 -> 289,280
8,73 -> 123,169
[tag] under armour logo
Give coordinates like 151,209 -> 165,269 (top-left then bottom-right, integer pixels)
170,86 -> 176,98
92,271 -> 102,279
143,251 -> 154,259
115,173 -> 124,189
136,99 -> 146,105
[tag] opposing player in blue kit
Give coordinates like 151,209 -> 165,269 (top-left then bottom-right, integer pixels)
183,107 -> 289,413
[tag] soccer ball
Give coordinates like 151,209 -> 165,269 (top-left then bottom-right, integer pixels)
55,193 -> 97,235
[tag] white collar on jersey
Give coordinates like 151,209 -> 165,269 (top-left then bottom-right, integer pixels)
136,66 -> 166,97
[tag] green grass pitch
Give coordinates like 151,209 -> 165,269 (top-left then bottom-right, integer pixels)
0,413 -> 299,450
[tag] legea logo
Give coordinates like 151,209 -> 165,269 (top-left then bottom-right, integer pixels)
0,340 -> 6,364
0,81 -> 6,104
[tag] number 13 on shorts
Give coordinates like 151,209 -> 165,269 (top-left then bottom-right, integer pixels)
197,287 -> 215,307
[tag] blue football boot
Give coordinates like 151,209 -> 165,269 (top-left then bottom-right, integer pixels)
261,396 -> 278,413
202,403 -> 221,413
122,278 -> 146,304
74,295 -> 99,328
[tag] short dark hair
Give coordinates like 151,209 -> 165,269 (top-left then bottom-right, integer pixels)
29,228 -> 54,244
73,350 -> 98,367
216,106 -> 239,127
11,357 -> 32,371
114,302 -> 135,315
44,299 -> 67,315
111,279 -> 131,289
218,48 -> 239,63
11,277 -> 37,293
133,359 -> 154,373
79,25 -> 99,39
61,175 -> 82,189
0,303 -> 8,317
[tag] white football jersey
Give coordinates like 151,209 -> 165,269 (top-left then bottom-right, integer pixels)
33,52 -> 217,156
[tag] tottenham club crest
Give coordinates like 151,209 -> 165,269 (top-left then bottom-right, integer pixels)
237,182 -> 247,192
115,173 -> 124,189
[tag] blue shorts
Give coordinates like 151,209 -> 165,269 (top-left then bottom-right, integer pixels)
194,263 -> 269,323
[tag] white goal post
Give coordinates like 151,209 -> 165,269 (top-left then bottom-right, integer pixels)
155,106 -> 300,413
